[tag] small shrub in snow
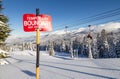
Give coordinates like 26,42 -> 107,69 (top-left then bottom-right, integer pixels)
0,53 -> 10,59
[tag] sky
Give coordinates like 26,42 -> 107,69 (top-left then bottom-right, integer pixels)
2,0 -> 120,37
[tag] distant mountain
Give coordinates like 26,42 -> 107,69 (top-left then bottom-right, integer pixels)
5,35 -> 36,44
48,22 -> 120,35
6,22 -> 120,44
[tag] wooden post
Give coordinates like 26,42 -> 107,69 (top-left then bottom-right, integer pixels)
36,8 -> 40,79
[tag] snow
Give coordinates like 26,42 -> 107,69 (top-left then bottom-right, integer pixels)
0,59 -> 9,65
5,22 -> 120,45
94,22 -> 120,32
0,50 -> 120,79
0,49 -> 8,54
1,21 -> 120,78
76,27 -> 86,32
10,50 -> 36,56
0,21 -> 5,26
50,30 -> 70,35
51,22 -> 120,35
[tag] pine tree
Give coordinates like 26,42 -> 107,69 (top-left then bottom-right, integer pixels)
116,40 -> 120,58
82,36 -> 89,56
61,40 -> 66,52
97,29 -> 109,58
0,1 -> 11,43
73,37 -> 79,49
70,39 -> 73,58
49,41 -> 55,56
108,32 -> 117,58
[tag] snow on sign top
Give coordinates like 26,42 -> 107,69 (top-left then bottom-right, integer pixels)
23,14 -> 52,32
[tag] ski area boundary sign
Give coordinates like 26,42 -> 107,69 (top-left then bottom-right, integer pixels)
23,14 -> 52,32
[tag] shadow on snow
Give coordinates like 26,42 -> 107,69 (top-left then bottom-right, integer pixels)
41,64 -> 116,79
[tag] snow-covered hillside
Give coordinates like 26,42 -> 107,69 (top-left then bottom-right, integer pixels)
0,50 -> 120,79
6,22 -> 120,44
49,22 -> 120,35
93,22 -> 120,33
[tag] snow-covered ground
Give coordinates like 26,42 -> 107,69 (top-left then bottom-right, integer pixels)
0,50 -> 120,79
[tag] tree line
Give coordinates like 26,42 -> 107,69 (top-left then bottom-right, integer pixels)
40,29 -> 120,58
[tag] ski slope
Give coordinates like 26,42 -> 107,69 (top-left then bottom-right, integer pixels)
0,51 -> 120,79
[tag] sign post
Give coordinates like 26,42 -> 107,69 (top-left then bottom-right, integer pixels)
36,8 -> 40,79
23,8 -> 52,79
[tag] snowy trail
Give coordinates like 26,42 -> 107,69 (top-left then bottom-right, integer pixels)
0,51 -> 120,79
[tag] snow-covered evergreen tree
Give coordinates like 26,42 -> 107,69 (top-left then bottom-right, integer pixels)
97,29 -> 109,58
116,40 -> 120,58
91,41 -> 98,58
0,1 -> 11,43
61,40 -> 66,52
82,36 -> 89,56
69,39 -> 73,58
49,41 -> 55,56
108,32 -> 117,58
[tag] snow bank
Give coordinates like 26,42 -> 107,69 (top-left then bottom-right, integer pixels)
0,50 -> 36,65
0,59 -> 9,65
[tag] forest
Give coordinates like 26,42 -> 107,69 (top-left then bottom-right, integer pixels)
40,28 -> 120,58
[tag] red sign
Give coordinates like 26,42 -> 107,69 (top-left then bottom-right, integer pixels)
23,14 -> 52,32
